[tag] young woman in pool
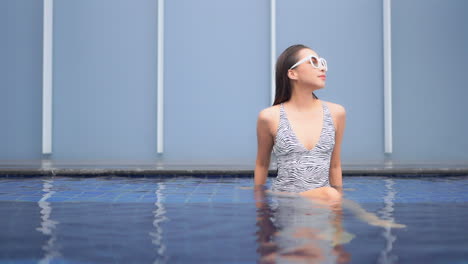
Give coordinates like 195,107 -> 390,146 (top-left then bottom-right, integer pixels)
253,44 -> 406,231
254,44 -> 345,201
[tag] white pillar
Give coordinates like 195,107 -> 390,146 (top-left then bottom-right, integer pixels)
270,0 -> 276,105
42,0 -> 54,154
383,0 -> 393,154
157,0 -> 165,154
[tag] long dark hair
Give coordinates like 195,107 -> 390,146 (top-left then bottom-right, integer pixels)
273,44 -> 318,106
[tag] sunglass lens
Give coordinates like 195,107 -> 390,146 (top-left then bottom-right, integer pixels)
320,59 -> 327,70
311,57 -> 319,67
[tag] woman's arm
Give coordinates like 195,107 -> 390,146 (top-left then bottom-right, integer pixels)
254,109 -> 274,186
329,105 -> 346,193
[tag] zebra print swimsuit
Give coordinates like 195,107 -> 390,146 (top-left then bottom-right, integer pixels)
272,100 -> 336,193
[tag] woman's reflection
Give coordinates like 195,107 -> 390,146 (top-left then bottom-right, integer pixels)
255,185 -> 352,264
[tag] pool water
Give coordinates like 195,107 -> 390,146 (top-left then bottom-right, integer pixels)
0,176 -> 467,264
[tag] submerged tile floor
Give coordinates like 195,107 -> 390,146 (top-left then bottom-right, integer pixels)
1,176 -> 467,204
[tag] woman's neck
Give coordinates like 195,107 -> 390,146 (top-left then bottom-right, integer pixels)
288,85 -> 320,112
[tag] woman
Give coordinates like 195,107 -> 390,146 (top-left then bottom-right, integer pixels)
255,44 -> 345,201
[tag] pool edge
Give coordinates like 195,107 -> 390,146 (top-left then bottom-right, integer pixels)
1,167 -> 468,178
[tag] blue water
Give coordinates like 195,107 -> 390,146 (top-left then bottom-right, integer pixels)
0,176 -> 467,263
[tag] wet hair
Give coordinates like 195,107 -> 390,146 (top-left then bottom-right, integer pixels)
272,44 -> 318,106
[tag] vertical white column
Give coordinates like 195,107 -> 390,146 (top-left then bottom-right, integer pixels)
157,0 -> 165,154
42,0 -> 54,155
383,0 -> 393,154
270,0 -> 276,105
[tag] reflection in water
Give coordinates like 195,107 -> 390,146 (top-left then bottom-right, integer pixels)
149,182 -> 169,263
36,179 -> 60,264
377,179 -> 398,264
255,186 -> 352,264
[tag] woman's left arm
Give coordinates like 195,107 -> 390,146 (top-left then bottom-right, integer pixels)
329,104 -> 346,193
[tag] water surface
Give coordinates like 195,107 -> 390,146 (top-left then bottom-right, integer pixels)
0,176 -> 467,263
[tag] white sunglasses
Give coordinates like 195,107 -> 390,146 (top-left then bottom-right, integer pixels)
289,55 -> 328,71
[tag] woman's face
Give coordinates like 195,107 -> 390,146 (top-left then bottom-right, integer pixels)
289,48 -> 327,89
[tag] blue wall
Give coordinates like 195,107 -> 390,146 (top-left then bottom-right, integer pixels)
392,0 -> 468,163
52,0 -> 158,161
1,0 -> 467,165
163,0 -> 269,163
1,0 -> 43,160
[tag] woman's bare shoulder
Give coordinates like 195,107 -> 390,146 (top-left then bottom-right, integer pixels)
322,100 -> 346,117
257,105 -> 281,123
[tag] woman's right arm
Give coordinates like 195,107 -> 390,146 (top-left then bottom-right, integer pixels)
254,109 -> 274,186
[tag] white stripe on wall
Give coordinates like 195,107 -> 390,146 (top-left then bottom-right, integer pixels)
383,0 -> 393,154
270,0 -> 276,105
157,0 -> 165,154
42,0 -> 53,154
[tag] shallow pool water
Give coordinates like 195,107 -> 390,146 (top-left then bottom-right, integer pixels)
0,176 -> 467,263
